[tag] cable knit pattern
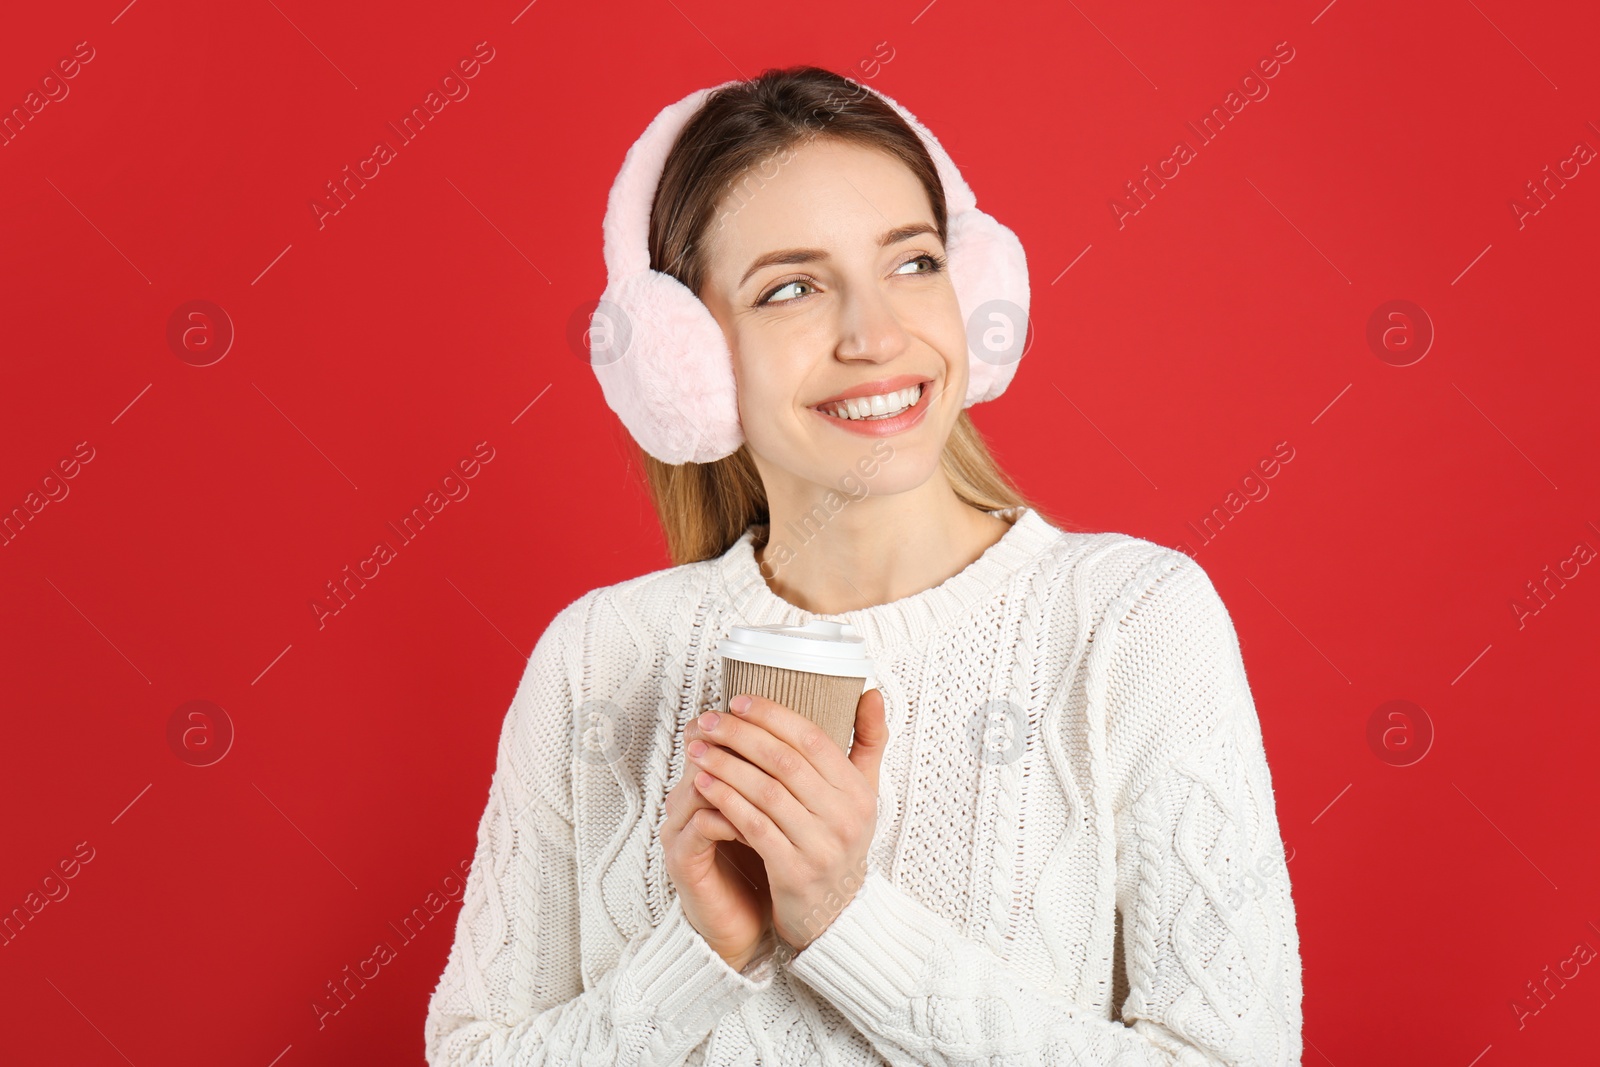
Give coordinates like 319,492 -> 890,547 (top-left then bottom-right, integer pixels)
424,506 -> 1303,1066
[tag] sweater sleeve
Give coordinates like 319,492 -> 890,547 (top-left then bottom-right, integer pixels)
783,551 -> 1304,1066
424,594 -> 780,1067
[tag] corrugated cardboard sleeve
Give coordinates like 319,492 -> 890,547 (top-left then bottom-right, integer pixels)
721,657 -> 863,753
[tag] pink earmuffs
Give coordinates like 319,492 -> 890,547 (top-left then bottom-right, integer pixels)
588,76 -> 1031,465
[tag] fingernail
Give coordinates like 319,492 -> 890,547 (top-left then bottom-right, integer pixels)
730,695 -> 752,714
699,712 -> 720,731
688,740 -> 707,758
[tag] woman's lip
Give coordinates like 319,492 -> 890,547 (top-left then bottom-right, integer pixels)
808,380 -> 935,437
809,374 -> 933,408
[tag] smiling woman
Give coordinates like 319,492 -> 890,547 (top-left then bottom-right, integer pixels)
425,65 -> 1304,1067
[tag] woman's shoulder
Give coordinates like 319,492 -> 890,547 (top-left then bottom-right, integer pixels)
1030,522 -> 1247,677
1029,519 -> 1214,617
542,552 -> 726,658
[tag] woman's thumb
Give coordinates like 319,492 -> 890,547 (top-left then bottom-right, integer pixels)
848,686 -> 889,792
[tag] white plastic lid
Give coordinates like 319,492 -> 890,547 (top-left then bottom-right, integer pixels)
715,620 -> 877,691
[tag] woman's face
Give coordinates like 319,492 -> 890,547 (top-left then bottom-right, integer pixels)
696,137 -> 967,505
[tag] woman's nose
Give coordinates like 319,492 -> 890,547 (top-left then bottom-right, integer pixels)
834,286 -> 910,363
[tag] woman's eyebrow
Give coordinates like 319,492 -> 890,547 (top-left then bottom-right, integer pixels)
738,223 -> 939,287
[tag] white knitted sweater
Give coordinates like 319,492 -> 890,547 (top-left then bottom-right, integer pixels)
424,505 -> 1304,1066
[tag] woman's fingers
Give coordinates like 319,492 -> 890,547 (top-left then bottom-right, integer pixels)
663,770 -> 712,835
664,757 -> 753,847
673,787 -> 759,884
689,739 -> 817,852
693,763 -> 807,872
690,806 -> 741,845
697,707 -> 833,798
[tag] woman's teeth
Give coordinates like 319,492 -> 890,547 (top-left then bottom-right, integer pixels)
818,383 -> 923,421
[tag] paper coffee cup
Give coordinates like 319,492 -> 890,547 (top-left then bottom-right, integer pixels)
714,620 -> 876,754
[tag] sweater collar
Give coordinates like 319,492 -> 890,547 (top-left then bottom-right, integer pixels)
712,505 -> 1061,651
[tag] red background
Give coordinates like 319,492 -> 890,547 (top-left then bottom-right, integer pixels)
2,0 -> 1597,1063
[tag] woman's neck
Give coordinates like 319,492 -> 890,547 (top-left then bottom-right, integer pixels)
753,477 -> 1015,616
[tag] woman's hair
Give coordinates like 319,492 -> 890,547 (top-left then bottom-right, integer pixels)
639,64 -> 1055,565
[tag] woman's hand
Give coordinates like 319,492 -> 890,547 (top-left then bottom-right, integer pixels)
684,687 -> 888,953
660,729 -> 774,972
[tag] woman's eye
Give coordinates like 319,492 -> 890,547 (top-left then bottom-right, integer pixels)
761,279 -> 813,305
897,253 -> 941,275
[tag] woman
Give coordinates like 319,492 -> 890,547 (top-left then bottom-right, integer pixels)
426,66 -> 1303,1066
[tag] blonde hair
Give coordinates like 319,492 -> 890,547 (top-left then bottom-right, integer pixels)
635,65 -> 1059,565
